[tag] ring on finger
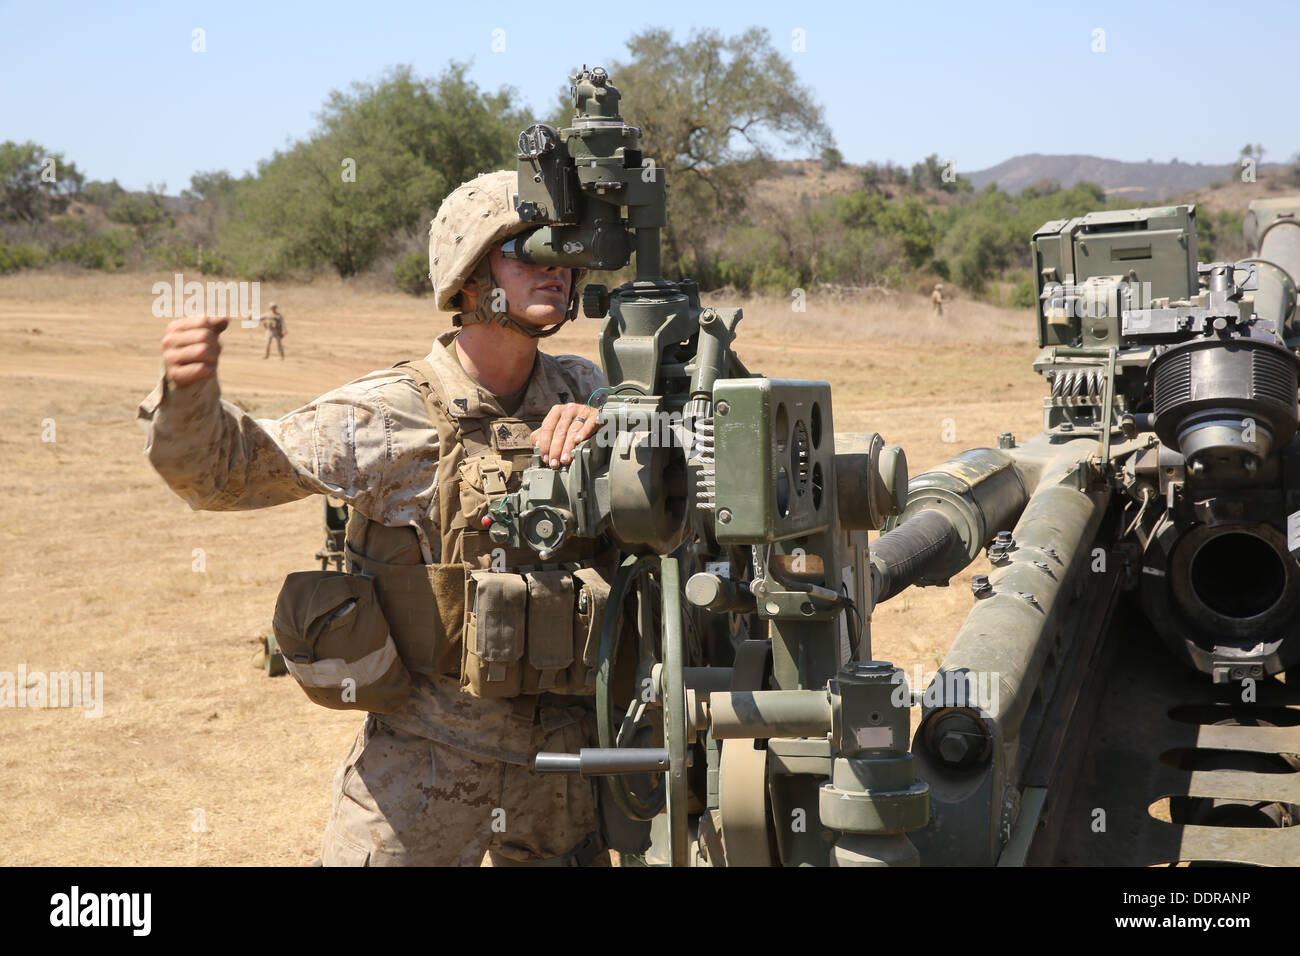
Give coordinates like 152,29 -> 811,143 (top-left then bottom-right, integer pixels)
572,416 -> 587,424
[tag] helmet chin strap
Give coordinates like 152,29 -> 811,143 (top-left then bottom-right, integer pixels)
453,258 -> 580,340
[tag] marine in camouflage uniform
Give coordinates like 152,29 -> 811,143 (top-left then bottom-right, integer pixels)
931,283 -> 944,317
139,170 -> 627,866
259,303 -> 286,360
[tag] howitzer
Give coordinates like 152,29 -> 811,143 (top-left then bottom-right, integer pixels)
880,201 -> 1300,865
492,65 -> 1300,866
492,66 -> 950,866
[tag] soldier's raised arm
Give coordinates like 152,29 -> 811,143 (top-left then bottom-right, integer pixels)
136,313 -> 411,516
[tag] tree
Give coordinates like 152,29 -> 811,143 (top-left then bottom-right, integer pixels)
1238,143 -> 1267,179
316,63 -> 528,190
910,154 -> 945,191
183,170 -> 238,203
106,186 -> 173,246
1020,178 -> 1061,200
83,179 -> 126,207
219,63 -> 529,277
0,141 -> 84,222
570,27 -> 835,277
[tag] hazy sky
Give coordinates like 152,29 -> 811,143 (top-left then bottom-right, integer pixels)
3,0 -> 1295,192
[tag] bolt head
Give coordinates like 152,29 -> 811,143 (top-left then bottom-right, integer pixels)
937,731 -> 973,764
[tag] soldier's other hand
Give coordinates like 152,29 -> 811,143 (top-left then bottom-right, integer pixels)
162,314 -> 228,388
532,403 -> 600,468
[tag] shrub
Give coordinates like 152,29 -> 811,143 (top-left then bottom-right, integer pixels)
54,226 -> 133,270
394,252 -> 431,296
1010,273 -> 1038,308
150,239 -> 232,275
0,242 -> 47,273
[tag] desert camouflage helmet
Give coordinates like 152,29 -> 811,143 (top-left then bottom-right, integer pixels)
428,169 -> 583,338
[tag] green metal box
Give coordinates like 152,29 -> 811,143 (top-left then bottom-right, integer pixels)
712,378 -> 834,544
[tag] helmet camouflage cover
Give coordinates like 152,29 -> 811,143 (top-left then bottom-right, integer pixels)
428,169 -> 584,337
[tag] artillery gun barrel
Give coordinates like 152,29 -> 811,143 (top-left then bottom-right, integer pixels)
921,437 -> 1110,747
872,447 -> 1030,601
908,436 -> 1114,865
869,510 -> 960,602
1258,214 -> 1300,290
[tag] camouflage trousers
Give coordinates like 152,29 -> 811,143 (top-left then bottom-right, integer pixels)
264,331 -> 284,359
320,711 -> 605,866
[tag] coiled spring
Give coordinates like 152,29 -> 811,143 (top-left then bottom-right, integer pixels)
693,413 -> 715,511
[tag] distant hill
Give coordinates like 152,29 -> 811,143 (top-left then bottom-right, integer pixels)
963,154 -> 1282,201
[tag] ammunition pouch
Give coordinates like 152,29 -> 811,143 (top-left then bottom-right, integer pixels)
272,570 -> 412,713
460,564 -> 611,699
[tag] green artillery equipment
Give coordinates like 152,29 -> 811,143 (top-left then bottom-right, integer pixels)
883,200 -> 1300,865
495,66 -> 932,866
475,64 -> 1300,866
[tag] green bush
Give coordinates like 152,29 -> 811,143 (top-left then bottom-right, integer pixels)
394,252 -> 431,296
716,226 -> 790,293
107,192 -> 171,229
750,263 -> 799,295
0,242 -> 47,273
55,226 -> 133,270
1010,273 -> 1038,308
150,239 -> 232,275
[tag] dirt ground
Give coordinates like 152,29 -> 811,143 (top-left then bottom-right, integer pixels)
0,271 -> 1044,864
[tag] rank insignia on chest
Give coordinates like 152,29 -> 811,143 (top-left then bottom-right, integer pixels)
491,419 -> 536,453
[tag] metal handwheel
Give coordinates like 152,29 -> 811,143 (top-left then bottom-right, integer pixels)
594,554 -> 689,865
595,555 -> 664,820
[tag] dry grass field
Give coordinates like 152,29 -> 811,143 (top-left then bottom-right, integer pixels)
0,270 -> 1044,864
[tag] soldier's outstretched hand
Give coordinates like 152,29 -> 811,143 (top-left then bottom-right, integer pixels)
161,314 -> 227,388
532,402 -> 600,468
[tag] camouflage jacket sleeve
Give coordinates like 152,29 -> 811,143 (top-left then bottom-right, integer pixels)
135,370 -> 439,542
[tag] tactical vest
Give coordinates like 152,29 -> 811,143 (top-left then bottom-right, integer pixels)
344,356 -> 616,700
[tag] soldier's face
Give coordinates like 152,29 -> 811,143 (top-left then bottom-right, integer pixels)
486,245 -> 571,328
